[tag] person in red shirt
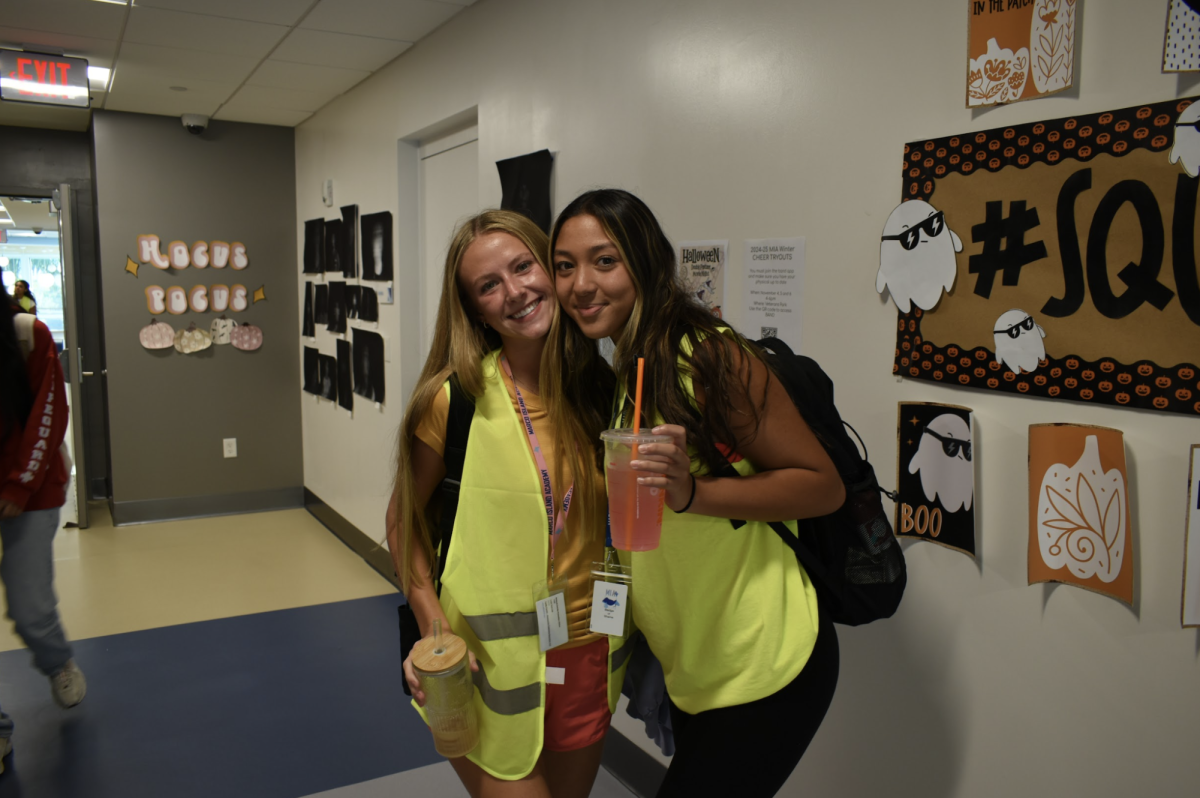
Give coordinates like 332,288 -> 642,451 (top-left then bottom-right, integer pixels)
0,278 -> 86,774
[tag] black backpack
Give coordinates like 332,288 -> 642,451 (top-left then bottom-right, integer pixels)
720,337 -> 906,626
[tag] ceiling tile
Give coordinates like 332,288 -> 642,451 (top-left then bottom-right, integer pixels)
136,0 -> 314,26
104,80 -> 228,118
0,27 -> 117,65
300,0 -> 460,42
270,28 -> 412,72
222,83 -> 337,113
114,41 -> 261,85
124,6 -> 287,60
213,101 -> 312,127
246,59 -> 369,95
0,0 -> 128,41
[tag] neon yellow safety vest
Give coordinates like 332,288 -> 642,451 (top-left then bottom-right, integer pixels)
416,349 -> 631,780
615,332 -> 819,714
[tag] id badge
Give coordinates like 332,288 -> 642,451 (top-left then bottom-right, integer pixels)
533,575 -> 569,652
589,550 -> 632,637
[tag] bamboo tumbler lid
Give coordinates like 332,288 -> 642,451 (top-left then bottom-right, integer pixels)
411,619 -> 468,675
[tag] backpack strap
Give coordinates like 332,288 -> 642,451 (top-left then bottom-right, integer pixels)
13,313 -> 36,362
435,375 -> 475,596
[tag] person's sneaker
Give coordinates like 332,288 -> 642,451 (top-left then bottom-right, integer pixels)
50,660 -> 86,708
0,736 -> 12,775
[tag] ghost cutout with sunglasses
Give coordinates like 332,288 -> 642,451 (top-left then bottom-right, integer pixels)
908,414 -> 974,513
993,308 -> 1046,374
1170,102 -> 1200,178
876,200 -> 963,313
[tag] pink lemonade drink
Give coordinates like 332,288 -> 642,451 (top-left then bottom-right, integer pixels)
602,429 -> 671,551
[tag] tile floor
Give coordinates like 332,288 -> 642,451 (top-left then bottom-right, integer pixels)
0,504 -> 636,798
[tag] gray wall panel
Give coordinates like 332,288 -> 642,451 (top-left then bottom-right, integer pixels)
92,111 -> 301,505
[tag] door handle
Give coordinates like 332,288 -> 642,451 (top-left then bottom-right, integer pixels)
77,347 -> 93,378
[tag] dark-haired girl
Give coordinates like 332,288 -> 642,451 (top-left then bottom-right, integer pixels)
548,189 -> 844,798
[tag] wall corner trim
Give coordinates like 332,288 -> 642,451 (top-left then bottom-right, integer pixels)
303,488 -> 399,589
110,486 -> 304,526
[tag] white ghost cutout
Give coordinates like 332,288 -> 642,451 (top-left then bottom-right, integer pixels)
876,200 -> 963,313
1170,102 -> 1200,178
908,414 -> 974,513
993,308 -> 1046,374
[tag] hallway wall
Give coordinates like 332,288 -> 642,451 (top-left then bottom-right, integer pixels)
93,111 -> 302,524
294,1 -> 1199,795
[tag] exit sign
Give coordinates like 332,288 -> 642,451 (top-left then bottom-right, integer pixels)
0,50 -> 90,108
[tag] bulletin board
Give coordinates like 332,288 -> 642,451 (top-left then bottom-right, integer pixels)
891,96 -> 1200,417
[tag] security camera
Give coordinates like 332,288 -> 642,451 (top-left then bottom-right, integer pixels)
181,114 -> 209,135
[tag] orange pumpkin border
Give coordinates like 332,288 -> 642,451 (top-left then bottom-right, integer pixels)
894,96 -> 1200,417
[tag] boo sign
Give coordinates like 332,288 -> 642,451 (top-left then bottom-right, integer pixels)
0,50 -> 90,108
889,97 -> 1200,417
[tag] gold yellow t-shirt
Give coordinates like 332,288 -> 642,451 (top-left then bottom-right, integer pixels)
415,372 -> 605,648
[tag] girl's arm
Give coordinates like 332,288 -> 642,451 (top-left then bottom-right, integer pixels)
634,344 -> 845,522
388,438 -> 476,704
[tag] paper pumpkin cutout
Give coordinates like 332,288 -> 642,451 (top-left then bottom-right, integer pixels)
968,38 -> 1029,107
139,319 -> 175,350
1028,424 -> 1133,604
895,402 -> 976,558
174,323 -> 213,354
992,309 -> 1046,374
210,315 -> 235,345
876,200 -> 962,313
230,322 -> 263,351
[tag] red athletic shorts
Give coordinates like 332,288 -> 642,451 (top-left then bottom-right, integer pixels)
543,637 -> 612,751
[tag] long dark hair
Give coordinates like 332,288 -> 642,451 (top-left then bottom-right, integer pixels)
549,189 -> 766,474
14,280 -> 36,308
0,279 -> 34,441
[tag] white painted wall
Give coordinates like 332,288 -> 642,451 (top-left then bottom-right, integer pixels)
296,1 -> 1199,793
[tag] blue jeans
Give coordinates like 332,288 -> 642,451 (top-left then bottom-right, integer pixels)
0,507 -> 74,739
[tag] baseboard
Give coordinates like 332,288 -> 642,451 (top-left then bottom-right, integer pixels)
602,726 -> 668,798
110,487 -> 304,526
303,488 -> 400,590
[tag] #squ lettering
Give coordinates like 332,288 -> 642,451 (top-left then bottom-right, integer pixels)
968,170 -> 1200,325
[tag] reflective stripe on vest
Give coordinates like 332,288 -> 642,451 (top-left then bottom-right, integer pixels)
472,665 -> 542,716
464,611 -> 539,641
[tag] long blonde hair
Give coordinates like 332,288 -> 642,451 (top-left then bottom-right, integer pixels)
395,209 -> 603,592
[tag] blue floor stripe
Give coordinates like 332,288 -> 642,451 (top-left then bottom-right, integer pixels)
0,595 -> 441,798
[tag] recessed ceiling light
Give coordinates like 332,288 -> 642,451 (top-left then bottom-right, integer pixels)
169,86 -> 188,92
87,66 -> 110,87
90,0 -> 130,5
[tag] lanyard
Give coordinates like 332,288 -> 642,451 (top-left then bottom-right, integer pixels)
500,355 -> 573,571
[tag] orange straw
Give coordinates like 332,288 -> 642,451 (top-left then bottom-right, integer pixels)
624,358 -> 645,544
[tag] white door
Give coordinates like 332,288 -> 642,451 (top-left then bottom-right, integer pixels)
419,128 -> 478,360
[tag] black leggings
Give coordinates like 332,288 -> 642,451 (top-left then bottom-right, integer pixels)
657,611 -> 839,798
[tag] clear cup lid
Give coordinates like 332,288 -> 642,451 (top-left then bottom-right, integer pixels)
601,428 -> 672,445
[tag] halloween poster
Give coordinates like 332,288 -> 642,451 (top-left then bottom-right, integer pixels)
1028,424 -> 1133,605
895,402 -> 976,558
1182,444 -> 1200,627
967,0 -> 1076,108
889,97 -> 1200,418
678,240 -> 727,317
1164,0 -> 1200,73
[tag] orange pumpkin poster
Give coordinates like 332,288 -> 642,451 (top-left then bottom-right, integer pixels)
967,0 -> 1077,107
1028,424 -> 1133,605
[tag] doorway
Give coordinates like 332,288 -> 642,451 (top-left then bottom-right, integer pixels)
1,191 -> 90,527
418,126 -> 479,359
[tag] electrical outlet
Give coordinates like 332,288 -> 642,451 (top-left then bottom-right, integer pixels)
223,438 -> 237,458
